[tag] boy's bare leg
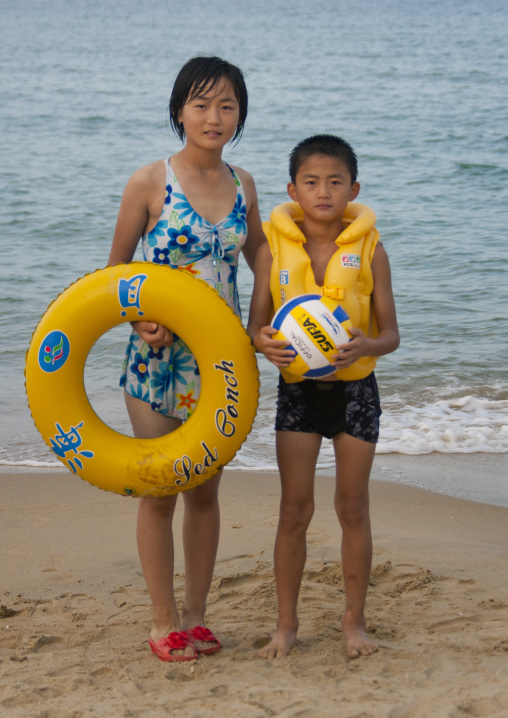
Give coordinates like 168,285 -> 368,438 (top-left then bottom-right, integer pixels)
126,393 -> 195,657
259,430 -> 322,658
180,471 -> 222,651
333,432 -> 379,659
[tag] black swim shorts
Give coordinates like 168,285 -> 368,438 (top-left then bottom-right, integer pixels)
275,373 -> 382,442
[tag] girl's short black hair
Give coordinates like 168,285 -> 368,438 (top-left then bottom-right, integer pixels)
289,134 -> 358,184
169,56 -> 248,144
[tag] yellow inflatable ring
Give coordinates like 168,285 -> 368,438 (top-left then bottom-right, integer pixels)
25,263 -> 259,497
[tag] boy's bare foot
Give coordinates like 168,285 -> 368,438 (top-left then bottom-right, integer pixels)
341,612 -> 379,659
258,628 -> 297,658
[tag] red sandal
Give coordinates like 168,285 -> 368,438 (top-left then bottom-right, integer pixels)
188,625 -> 222,655
148,631 -> 198,662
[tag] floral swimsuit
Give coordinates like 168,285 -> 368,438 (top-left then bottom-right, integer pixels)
120,158 -> 248,420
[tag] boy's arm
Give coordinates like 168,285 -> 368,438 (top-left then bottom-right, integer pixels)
247,243 -> 296,368
370,242 -> 400,353
331,243 -> 399,369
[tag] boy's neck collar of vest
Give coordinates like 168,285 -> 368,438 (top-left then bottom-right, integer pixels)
269,202 -> 376,246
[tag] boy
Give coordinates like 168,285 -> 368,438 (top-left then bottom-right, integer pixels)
247,135 -> 399,659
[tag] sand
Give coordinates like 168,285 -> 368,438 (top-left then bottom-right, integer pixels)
1,455 -> 507,717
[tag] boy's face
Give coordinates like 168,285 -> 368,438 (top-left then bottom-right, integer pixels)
287,154 -> 360,225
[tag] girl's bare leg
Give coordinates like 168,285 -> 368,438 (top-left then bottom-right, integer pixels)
180,470 -> 222,650
125,392 -> 194,657
333,432 -> 379,659
259,430 -> 322,659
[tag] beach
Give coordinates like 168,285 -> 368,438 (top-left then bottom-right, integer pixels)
1,454 -> 507,717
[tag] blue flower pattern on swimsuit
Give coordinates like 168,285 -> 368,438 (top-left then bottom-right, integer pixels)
167,341 -> 195,386
172,193 -> 205,227
120,159 -> 247,421
149,360 -> 171,402
147,346 -> 166,361
223,195 -> 248,235
130,352 -> 149,383
152,247 -> 170,264
167,225 -> 200,253
128,383 -> 150,403
146,220 -> 169,247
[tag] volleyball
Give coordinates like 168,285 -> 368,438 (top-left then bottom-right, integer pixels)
271,294 -> 352,379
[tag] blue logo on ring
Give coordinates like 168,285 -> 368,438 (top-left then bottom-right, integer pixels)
118,274 -> 147,317
38,331 -> 71,373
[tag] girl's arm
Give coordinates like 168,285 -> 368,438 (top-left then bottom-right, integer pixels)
331,243 -> 399,368
108,163 -> 173,348
247,243 -> 295,367
233,168 -> 267,271
108,163 -> 162,265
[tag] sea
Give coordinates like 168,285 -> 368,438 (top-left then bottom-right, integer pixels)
1,0 -> 507,505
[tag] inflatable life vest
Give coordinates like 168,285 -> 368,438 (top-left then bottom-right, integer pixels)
264,201 -> 379,382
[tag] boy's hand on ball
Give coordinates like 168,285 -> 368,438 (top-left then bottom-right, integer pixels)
253,326 -> 296,367
331,327 -> 368,368
132,321 -> 174,348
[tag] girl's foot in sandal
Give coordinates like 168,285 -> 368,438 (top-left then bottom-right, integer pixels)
149,631 -> 198,662
187,625 -> 221,655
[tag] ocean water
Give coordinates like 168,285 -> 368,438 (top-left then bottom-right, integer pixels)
1,0 -> 507,503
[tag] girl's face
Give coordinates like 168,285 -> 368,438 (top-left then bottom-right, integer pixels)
178,78 -> 240,150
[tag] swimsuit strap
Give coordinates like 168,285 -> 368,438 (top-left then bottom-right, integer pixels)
226,163 -> 246,201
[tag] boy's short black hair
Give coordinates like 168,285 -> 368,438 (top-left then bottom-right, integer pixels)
289,134 -> 358,184
169,56 -> 248,144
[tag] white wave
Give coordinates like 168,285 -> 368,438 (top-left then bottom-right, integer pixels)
2,394 -> 507,474
0,459 -> 63,468
377,395 -> 508,454
228,392 -> 508,470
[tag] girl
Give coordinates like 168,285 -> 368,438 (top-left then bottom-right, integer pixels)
108,56 -> 265,661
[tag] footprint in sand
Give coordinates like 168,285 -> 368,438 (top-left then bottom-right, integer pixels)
26,635 -> 65,653
62,594 -> 104,614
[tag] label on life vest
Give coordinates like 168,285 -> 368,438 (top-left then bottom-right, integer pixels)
341,254 -> 361,269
